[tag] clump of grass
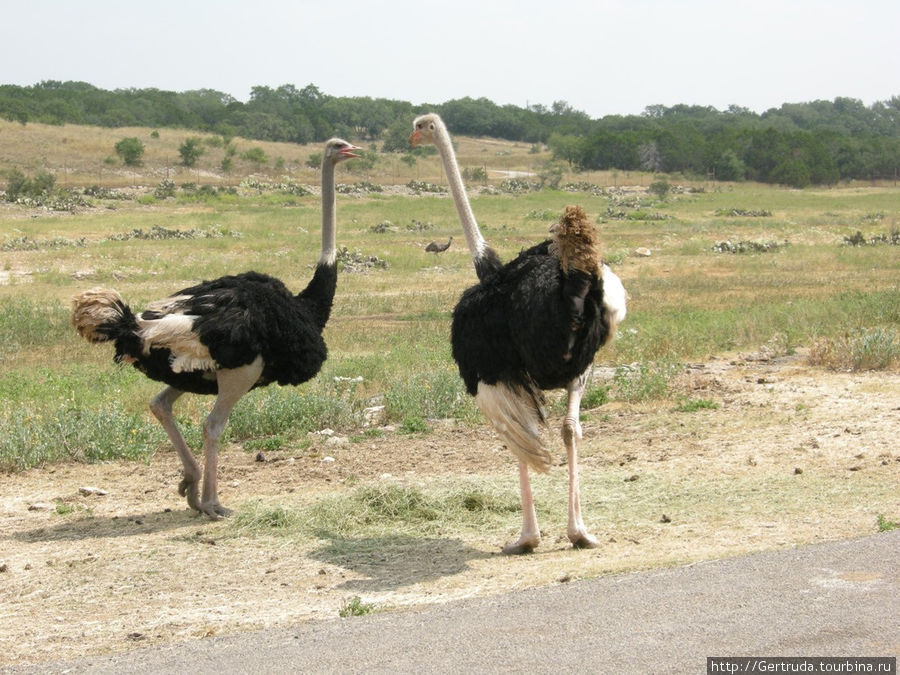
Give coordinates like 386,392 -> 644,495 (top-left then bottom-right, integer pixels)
398,415 -> 429,434
225,481 -> 520,542
675,398 -> 719,412
808,327 -> 899,371
613,362 -> 680,402
582,385 -> 610,409
876,514 -> 899,532
231,501 -> 301,533
339,596 -> 375,618
383,370 -> 477,425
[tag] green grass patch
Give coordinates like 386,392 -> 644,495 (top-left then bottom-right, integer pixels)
675,398 -> 720,412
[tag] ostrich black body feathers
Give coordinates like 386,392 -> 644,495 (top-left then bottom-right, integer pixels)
105,268 -> 335,396
452,242 -> 612,398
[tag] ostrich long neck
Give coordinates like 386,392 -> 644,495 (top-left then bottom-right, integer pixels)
433,122 -> 487,261
319,155 -> 338,266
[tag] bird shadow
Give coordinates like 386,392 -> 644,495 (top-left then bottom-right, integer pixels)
7,507 -> 204,544
307,535 -> 494,592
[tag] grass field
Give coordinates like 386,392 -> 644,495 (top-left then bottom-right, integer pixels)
1,125 -> 898,470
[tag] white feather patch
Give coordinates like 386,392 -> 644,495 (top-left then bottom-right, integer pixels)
137,313 -> 214,370
170,355 -> 218,373
476,381 -> 551,473
601,264 -> 627,328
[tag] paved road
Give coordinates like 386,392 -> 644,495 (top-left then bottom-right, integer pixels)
7,531 -> 898,674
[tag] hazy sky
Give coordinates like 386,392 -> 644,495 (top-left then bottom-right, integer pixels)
3,0 -> 897,119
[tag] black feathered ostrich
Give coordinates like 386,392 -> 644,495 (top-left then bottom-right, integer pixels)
411,114 -> 627,554
71,138 -> 359,519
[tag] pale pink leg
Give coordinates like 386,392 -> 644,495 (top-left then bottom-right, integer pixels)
502,459 -> 542,555
149,386 -> 202,512
564,374 -> 600,549
196,358 -> 264,519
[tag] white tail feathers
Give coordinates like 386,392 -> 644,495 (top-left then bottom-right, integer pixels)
601,264 -> 627,332
476,381 -> 552,473
71,287 -> 127,342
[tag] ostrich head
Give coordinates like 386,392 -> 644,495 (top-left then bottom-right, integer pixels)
323,138 -> 360,165
409,113 -> 443,147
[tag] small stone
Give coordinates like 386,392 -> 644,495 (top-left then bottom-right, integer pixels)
78,487 -> 108,496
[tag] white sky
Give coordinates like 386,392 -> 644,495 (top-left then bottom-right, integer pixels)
3,0 -> 897,119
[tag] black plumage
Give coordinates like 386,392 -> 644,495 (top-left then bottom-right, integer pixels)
71,138 -> 358,518
452,241 -> 612,398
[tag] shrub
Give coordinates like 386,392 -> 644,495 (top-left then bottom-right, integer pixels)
178,137 -> 205,167
241,147 -> 268,165
4,169 -> 56,201
114,137 -> 145,166
808,327 -> 898,371
648,179 -> 671,200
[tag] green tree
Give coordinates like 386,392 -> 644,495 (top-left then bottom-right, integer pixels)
178,137 -> 205,167
114,137 -> 145,166
771,159 -> 811,188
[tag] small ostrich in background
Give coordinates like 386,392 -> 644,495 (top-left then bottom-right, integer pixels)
71,138 -> 359,519
425,236 -> 453,255
411,114 -> 627,554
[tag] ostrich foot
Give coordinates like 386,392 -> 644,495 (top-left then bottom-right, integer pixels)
501,536 -> 540,555
178,476 -> 201,512
569,532 -> 601,549
198,501 -> 232,520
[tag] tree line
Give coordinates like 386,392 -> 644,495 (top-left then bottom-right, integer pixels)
1,81 -> 898,186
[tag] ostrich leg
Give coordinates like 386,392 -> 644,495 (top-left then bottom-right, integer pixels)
149,386 -> 202,512
197,357 -> 265,519
502,460 -> 542,555
564,371 -> 600,549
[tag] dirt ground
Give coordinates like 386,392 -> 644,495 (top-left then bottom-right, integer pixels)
1,351 -> 898,668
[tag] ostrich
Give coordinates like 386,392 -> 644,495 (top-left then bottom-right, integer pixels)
71,138 -> 359,519
411,114 -> 627,554
425,236 -> 453,255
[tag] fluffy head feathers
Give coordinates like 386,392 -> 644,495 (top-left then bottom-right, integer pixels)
548,205 -> 600,277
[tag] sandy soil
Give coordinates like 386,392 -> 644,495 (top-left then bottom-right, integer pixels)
1,351 -> 898,668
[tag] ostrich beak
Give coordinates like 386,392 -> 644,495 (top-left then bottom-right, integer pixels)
341,145 -> 361,159
409,130 -> 421,147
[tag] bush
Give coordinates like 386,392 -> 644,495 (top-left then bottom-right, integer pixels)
178,137 -> 205,167
648,180 -> 670,200
3,169 -> 56,201
241,147 -> 268,165
114,137 -> 145,166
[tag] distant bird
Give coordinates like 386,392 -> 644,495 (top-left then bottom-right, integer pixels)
425,236 -> 453,255
71,138 -> 359,519
412,113 -> 626,554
